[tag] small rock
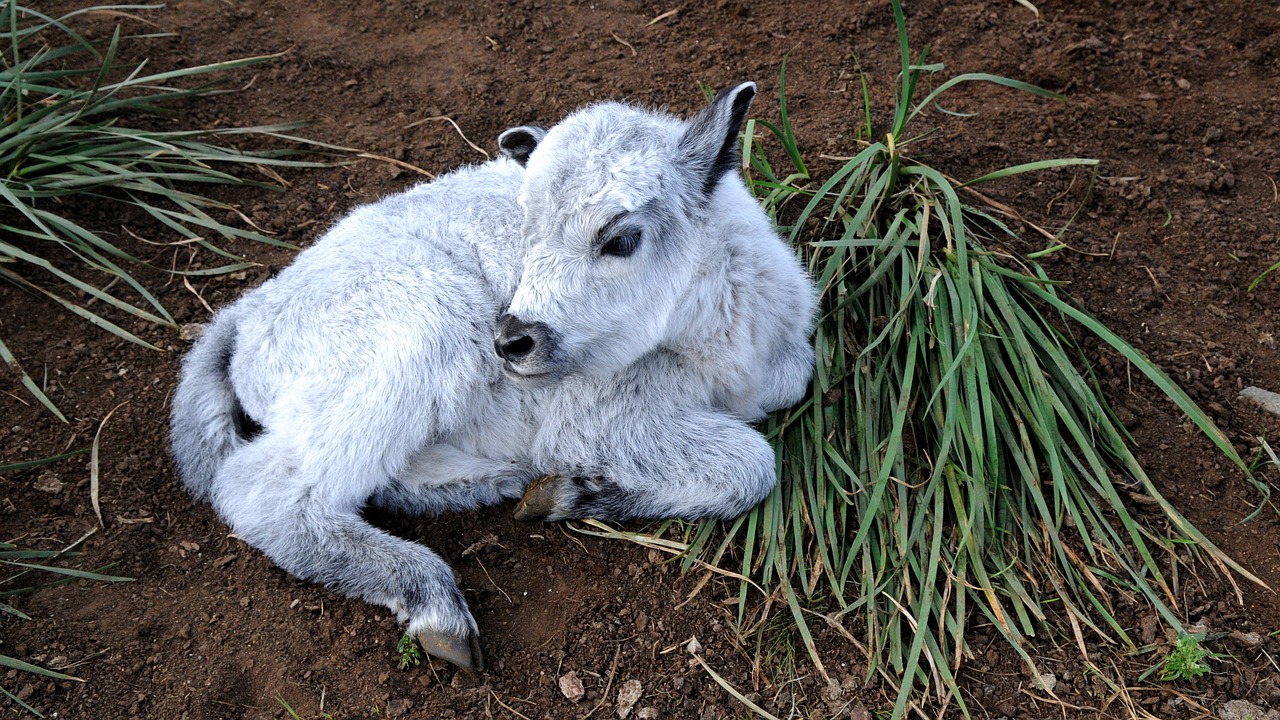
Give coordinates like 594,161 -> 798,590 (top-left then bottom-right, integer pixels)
558,671 -> 585,703
685,637 -> 702,654
617,679 -> 642,719
1219,699 -> 1280,720
179,323 -> 208,341
1175,77 -> 1191,90
34,472 -> 63,494
1035,673 -> 1058,693
449,670 -> 478,689
637,709 -> 658,720
1229,630 -> 1264,648
384,698 -> 413,717
1241,387 -> 1280,417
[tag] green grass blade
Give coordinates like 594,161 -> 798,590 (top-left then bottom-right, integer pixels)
0,449 -> 87,473
962,158 -> 1099,187
0,334 -> 68,421
0,655 -> 79,682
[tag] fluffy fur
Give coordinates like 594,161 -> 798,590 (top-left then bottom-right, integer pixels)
170,82 -> 817,668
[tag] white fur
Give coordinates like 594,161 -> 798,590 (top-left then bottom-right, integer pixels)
170,83 -> 816,656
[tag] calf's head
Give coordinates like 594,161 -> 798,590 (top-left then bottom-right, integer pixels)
495,82 -> 757,383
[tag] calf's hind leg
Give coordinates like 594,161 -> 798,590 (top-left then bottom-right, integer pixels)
210,433 -> 485,670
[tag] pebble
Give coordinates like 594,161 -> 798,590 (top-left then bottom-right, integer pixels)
384,698 -> 414,717
1219,699 -> 1280,720
616,679 -> 642,718
34,472 -> 64,494
1228,630 -> 1264,648
1240,387 -> 1280,416
558,670 -> 584,703
449,671 -> 477,689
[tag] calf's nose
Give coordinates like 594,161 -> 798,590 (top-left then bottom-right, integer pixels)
494,313 -> 550,363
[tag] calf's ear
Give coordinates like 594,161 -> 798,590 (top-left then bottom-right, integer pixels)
678,81 -> 757,197
498,125 -> 548,166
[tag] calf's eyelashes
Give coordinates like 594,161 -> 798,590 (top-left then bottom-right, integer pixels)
599,227 -> 642,258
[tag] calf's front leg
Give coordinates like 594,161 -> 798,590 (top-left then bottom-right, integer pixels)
518,407 -> 776,522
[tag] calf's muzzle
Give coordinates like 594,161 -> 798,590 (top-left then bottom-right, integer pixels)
494,313 -> 554,365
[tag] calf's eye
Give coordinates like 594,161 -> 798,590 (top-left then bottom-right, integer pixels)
600,229 -> 642,258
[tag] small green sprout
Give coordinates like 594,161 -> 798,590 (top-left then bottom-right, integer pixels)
396,632 -> 425,671
1160,634 -> 1212,682
276,695 -> 303,720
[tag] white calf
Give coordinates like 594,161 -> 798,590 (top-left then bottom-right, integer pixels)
170,82 -> 816,672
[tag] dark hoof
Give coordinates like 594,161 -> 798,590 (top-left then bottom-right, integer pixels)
514,474 -> 560,522
416,629 -> 484,672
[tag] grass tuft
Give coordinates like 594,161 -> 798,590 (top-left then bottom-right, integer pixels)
672,2 -> 1264,715
0,1 -> 334,416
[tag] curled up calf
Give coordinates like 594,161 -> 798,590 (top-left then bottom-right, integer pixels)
169,82 -> 817,672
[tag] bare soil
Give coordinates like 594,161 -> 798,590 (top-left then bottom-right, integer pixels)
3,1 -> 1280,718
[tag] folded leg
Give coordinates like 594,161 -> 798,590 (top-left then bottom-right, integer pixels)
370,444 -> 535,515
210,433 -> 485,670
521,405 -> 776,522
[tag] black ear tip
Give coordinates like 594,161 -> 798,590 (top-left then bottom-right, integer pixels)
725,82 -> 756,118
498,125 -> 546,166
713,81 -> 756,106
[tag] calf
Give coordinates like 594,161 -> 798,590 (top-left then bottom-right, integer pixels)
170,82 -> 816,672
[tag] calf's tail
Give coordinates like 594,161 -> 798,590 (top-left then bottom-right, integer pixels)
169,306 -> 253,500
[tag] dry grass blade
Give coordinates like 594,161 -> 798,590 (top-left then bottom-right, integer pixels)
90,401 -> 128,527
691,651 -> 781,720
402,115 -> 489,159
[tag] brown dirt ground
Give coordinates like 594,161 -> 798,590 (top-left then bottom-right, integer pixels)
3,0 -> 1280,718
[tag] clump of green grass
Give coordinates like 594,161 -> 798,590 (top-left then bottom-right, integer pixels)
1159,634 -> 1213,682
2,450 -> 132,717
670,2 -> 1263,716
0,1 -> 330,418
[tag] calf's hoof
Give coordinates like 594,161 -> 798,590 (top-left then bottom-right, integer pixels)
416,628 -> 484,672
514,474 -> 561,521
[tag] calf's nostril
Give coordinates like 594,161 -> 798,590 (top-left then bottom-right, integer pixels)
498,334 -> 536,362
